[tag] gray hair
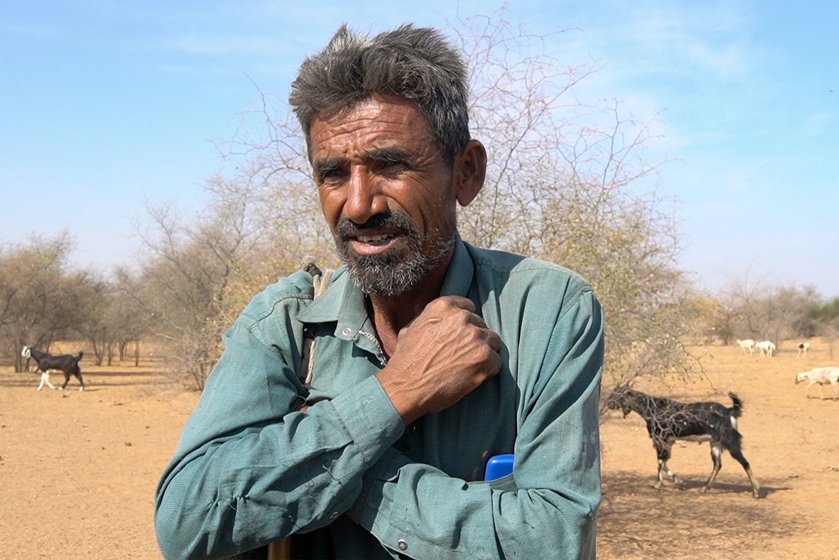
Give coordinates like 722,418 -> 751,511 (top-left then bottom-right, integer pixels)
289,24 -> 471,165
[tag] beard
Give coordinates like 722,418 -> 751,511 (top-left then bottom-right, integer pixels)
334,211 -> 455,296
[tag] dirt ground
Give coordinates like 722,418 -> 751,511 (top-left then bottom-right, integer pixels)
1,340 -> 838,559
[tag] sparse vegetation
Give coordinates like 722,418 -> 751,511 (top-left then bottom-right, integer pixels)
3,12 -> 835,391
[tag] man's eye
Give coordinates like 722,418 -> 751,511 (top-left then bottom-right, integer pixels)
376,159 -> 407,172
318,168 -> 347,182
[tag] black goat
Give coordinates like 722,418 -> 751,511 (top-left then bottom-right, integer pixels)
607,386 -> 760,499
21,346 -> 85,391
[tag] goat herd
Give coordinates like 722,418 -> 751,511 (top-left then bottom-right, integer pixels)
735,338 -> 839,399
18,340 -> 838,503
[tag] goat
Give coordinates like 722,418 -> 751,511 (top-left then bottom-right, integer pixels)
606,386 -> 760,499
736,339 -> 756,354
21,346 -> 85,391
794,366 -> 839,399
797,342 -> 811,357
755,340 -> 776,357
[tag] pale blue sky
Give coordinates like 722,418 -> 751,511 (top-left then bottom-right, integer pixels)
2,1 -> 837,298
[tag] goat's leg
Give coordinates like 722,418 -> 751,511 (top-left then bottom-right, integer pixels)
38,371 -> 56,390
654,442 -> 677,489
700,443 -> 723,494
654,460 -> 666,489
661,460 -> 681,485
60,368 -> 83,391
728,445 -> 761,499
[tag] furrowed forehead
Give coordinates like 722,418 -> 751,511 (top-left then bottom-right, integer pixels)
308,103 -> 440,171
310,96 -> 432,142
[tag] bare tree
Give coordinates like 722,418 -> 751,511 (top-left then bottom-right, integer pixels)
137,174 -> 294,389
716,275 -> 820,350
449,11 -> 693,390
69,271 -> 115,365
215,88 -> 338,274
0,233 -> 85,371
808,297 -> 839,358
109,268 -> 153,365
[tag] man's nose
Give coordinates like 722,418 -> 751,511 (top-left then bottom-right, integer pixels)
345,166 -> 387,224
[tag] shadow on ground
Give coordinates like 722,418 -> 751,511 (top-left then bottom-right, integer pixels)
598,470 -> 796,559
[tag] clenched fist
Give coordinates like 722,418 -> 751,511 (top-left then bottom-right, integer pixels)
377,295 -> 503,425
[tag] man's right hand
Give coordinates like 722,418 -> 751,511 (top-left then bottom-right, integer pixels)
376,295 -> 503,425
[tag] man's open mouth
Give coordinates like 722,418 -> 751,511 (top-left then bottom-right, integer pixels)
356,233 -> 394,244
349,232 -> 401,256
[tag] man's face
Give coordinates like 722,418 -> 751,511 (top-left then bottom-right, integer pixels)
308,96 -> 459,296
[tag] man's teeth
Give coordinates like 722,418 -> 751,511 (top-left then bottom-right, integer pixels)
357,234 -> 391,243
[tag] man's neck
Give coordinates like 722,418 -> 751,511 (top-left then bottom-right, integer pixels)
367,255 -> 451,358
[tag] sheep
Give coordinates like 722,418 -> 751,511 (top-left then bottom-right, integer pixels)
736,339 -> 756,354
794,366 -> 839,399
606,386 -> 761,499
797,342 -> 811,357
21,346 -> 85,391
755,340 -> 776,357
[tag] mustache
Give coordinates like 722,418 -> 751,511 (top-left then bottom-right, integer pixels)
335,212 -> 417,238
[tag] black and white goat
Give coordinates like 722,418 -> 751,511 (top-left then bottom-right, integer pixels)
607,386 -> 760,499
21,346 -> 85,391
797,342 -> 811,357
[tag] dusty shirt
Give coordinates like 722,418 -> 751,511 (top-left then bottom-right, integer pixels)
154,238 -> 604,559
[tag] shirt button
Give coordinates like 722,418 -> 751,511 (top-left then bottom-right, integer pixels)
341,327 -> 353,337
397,539 -> 408,551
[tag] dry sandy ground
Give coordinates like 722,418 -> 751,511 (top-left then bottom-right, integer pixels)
1,341 -> 838,559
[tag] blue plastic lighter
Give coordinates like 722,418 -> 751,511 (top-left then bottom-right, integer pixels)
484,454 -> 514,480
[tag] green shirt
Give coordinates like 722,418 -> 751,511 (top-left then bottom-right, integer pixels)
155,238 -> 604,559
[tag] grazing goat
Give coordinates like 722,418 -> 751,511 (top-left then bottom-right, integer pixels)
736,339 -> 756,354
795,366 -> 839,399
797,342 -> 811,357
607,386 -> 760,499
21,346 -> 85,391
755,340 -> 776,357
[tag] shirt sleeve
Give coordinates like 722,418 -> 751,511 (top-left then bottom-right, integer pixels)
346,289 -> 604,560
154,308 -> 405,559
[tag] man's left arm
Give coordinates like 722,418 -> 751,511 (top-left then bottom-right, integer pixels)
347,290 -> 604,559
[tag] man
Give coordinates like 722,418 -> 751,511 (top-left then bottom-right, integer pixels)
155,24 -> 603,559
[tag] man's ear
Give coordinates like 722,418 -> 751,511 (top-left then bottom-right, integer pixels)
454,140 -> 487,207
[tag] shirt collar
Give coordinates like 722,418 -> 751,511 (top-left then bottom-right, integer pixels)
439,235 -> 474,297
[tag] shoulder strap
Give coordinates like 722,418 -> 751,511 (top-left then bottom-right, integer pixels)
300,259 -> 332,387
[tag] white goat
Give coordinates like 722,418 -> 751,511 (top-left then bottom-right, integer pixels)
736,339 -> 756,354
755,340 -> 776,357
797,342 -> 811,357
795,366 -> 839,399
